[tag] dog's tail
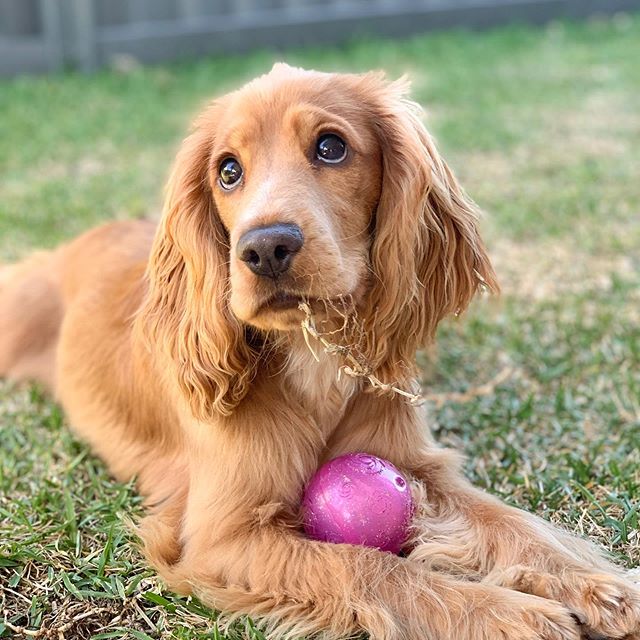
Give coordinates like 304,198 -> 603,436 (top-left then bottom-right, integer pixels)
0,251 -> 63,390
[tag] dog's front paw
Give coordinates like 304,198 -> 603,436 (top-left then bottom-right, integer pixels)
489,565 -> 640,639
442,583 -> 581,640
472,594 -> 581,640
573,572 -> 640,638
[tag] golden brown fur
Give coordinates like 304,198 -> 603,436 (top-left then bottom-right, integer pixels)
1,64 -> 638,639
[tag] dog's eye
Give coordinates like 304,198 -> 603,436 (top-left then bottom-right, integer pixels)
316,134 -> 347,164
219,157 -> 243,189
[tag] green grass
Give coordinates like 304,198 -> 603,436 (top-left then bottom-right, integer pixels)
2,13 -> 640,639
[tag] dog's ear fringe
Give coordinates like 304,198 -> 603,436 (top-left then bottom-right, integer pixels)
356,73 -> 499,383
135,116 -> 255,420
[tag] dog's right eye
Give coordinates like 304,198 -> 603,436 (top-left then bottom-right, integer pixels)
219,157 -> 243,190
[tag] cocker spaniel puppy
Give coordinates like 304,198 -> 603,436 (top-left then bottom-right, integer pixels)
1,64 -> 638,640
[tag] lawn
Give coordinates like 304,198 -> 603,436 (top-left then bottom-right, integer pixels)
1,13 -> 639,639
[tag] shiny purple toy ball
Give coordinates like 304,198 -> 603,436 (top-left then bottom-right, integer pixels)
302,453 -> 413,554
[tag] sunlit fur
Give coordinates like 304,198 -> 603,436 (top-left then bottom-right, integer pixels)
1,64 -> 638,640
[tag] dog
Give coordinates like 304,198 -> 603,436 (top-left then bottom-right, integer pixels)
1,64 -> 638,639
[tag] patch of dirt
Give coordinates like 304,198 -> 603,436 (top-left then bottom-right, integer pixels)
489,237 -> 637,301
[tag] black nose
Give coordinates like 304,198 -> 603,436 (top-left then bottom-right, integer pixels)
237,223 -> 304,278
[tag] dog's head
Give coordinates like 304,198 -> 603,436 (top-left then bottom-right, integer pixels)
141,64 -> 498,418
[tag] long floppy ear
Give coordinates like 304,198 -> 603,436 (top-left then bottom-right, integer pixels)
138,106 -> 254,419
360,75 -> 499,380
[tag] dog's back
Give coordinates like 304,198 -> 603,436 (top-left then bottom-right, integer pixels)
0,250 -> 63,389
0,219 -> 155,393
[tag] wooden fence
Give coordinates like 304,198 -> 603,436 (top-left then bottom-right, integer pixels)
1,0 -> 639,76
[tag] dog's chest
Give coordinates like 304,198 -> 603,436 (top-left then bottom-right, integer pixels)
284,346 -> 358,435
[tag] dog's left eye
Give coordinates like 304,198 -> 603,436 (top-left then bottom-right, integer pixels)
316,134 -> 347,164
219,157 -> 243,190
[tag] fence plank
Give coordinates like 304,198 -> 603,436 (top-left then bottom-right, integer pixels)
40,0 -> 63,71
0,37 -> 50,74
126,0 -> 178,23
94,0 -> 128,27
0,0 -> 39,36
126,0 -> 149,23
178,0 -> 203,20
70,0 -> 97,71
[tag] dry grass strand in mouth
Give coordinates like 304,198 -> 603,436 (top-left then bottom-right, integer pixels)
298,301 -> 424,405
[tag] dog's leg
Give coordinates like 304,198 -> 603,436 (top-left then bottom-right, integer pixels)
328,393 -> 640,639
147,399 -> 580,640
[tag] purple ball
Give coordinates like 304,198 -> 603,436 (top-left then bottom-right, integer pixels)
302,453 -> 413,554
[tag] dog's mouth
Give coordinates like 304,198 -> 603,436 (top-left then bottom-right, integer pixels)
249,292 -> 311,330
262,292 -> 305,312
243,287 -> 362,332
256,291 -> 355,316
258,292 -> 325,315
